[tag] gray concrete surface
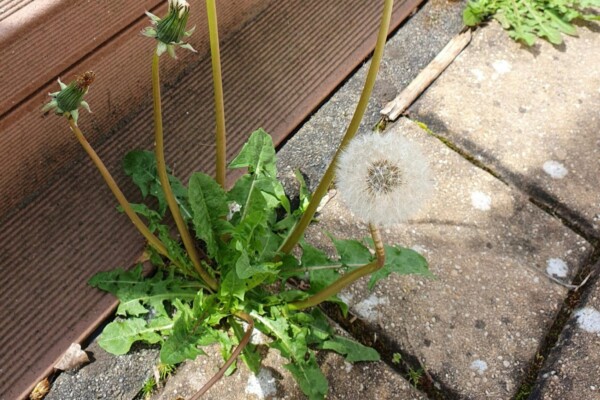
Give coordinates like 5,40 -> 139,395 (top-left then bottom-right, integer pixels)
307,119 -> 591,399
149,341 -> 426,400
45,342 -> 158,400
409,22 -> 600,242
531,262 -> 600,400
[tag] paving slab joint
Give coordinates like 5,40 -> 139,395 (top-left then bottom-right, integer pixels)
405,115 -> 507,185
320,303 -> 464,400
526,194 -> 600,249
404,115 -> 600,247
512,249 -> 600,399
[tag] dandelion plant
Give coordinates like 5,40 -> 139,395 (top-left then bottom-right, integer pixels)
44,0 -> 435,398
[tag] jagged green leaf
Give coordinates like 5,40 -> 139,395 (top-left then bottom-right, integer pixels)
284,353 -> 328,400
98,317 -> 170,355
231,317 -> 262,374
302,308 -> 334,345
229,129 -> 277,177
329,236 -> 372,267
300,243 -> 338,292
160,300 -> 219,365
228,129 -> 288,227
228,175 -> 279,226
188,172 -> 230,258
252,310 -> 308,361
89,266 -> 198,318
368,245 -> 432,290
123,150 -> 191,219
220,268 -> 247,302
213,329 -> 238,376
301,242 -> 348,315
462,0 -> 598,45
321,335 -> 380,363
294,170 -> 311,215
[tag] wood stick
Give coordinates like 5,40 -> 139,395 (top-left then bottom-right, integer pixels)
381,29 -> 472,121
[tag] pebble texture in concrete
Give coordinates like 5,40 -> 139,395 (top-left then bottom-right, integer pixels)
409,22 -> 600,242
150,342 -> 425,400
532,262 -> 600,400
306,119 -> 591,399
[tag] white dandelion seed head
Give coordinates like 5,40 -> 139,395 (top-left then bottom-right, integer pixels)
336,132 -> 433,226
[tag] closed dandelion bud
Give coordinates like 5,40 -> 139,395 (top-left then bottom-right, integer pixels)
156,0 -> 190,44
336,133 -> 433,226
142,0 -> 197,58
42,71 -> 94,124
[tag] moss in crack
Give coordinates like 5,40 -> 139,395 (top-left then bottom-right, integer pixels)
410,117 -> 506,183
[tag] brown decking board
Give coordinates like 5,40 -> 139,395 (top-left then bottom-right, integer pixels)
0,0 -> 421,398
0,0 -> 270,215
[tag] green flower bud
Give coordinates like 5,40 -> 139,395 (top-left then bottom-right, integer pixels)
156,0 -> 190,44
142,0 -> 196,58
42,71 -> 95,124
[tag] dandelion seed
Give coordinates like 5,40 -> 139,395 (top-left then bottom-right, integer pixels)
336,133 -> 433,226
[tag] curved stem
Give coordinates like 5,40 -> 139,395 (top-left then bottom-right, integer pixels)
279,0 -> 394,255
190,312 -> 254,399
206,0 -> 227,188
288,224 -> 386,311
151,51 -> 218,291
69,119 -> 176,262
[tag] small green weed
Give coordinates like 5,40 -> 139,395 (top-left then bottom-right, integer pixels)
464,0 -> 600,45
141,377 -> 156,399
408,367 -> 424,388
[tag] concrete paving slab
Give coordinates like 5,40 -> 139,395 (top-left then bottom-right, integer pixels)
532,262 -> 600,400
149,340 -> 425,399
302,118 -> 592,399
409,22 -> 600,242
45,342 -> 158,400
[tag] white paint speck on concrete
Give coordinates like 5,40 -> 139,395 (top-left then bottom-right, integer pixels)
574,307 -> 600,333
546,258 -> 568,278
411,244 -> 427,254
492,60 -> 512,74
353,294 -> 389,322
339,291 -> 353,305
471,191 -> 492,211
245,368 -> 277,399
344,361 -> 353,373
543,160 -> 568,179
242,322 -> 270,345
471,68 -> 485,82
470,359 -> 488,375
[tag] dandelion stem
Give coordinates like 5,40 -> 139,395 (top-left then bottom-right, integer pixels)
151,51 -> 218,291
191,312 -> 254,399
206,0 -> 227,188
288,224 -> 386,311
279,0 -> 394,254
68,119 -> 172,262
